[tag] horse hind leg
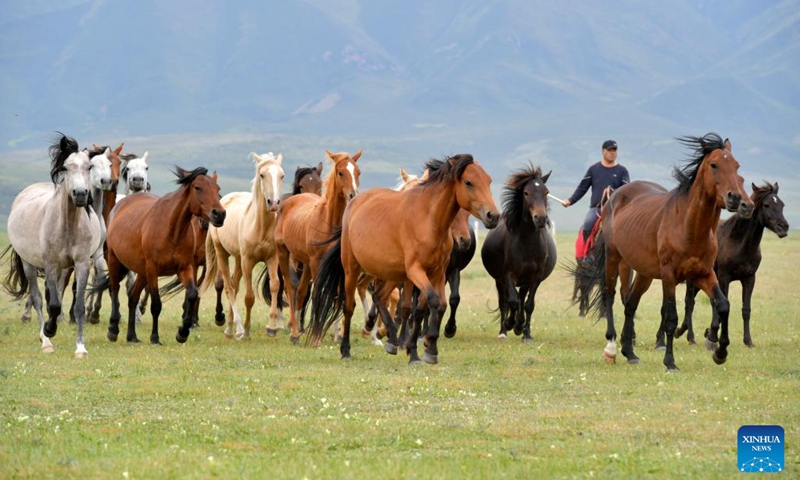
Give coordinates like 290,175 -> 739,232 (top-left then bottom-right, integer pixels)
674,281 -> 698,345
741,276 -> 755,348
23,263 -> 52,353
444,269 -> 460,338
71,259 -> 92,359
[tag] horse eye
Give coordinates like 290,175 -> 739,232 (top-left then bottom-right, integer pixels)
465,180 -> 473,187
338,172 -> 343,177
260,174 -> 264,179
709,162 -> 717,170
88,165 -> 94,170
194,186 -> 200,191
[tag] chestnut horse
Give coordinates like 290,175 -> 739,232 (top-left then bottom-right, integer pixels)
481,165 -> 556,342
575,133 -> 753,371
104,167 -> 226,345
309,154 -> 499,364
202,152 -> 285,340
672,181 -> 789,348
274,150 -> 361,342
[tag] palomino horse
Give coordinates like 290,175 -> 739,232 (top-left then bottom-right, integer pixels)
2,134 -> 103,358
481,165 -> 557,342
202,152 -> 285,340
575,133 -> 753,371
672,181 -> 789,348
309,154 -> 499,364
274,149 -> 361,342
104,167 -> 226,344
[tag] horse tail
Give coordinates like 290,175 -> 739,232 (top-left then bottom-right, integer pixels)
258,265 -> 288,308
199,235 -> 218,296
159,277 -> 184,299
307,228 -> 345,345
89,270 -> 110,298
1,246 -> 29,300
566,233 -> 608,320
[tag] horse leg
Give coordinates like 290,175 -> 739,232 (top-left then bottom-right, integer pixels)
214,271 -> 225,326
514,286 -> 529,336
22,295 -> 33,323
175,268 -> 197,344
125,274 -> 147,343
444,268 -> 460,338
372,282 -> 399,355
68,276 -> 78,325
72,258 -> 91,358
225,257 -> 244,339
494,279 -> 509,339
675,280 -> 698,345
704,278 -> 729,351
23,262 -> 51,352
293,265 -> 312,344
107,253 -> 124,342
741,276 -> 755,347
521,283 -> 538,343
659,281 -> 680,371
407,265 -> 443,365
505,275 -> 519,334
144,269 -> 164,345
621,275 -> 651,364
240,256 -> 258,340
276,245 -> 301,342
262,255 -> 282,338
43,264 -> 62,340
602,249 -> 622,364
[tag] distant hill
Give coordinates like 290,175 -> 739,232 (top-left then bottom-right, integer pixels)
1,0 -> 797,229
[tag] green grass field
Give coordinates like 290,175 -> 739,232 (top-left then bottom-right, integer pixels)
0,230 -> 797,479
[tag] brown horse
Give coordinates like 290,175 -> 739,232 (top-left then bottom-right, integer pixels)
104,167 -> 226,345
309,154 -> 499,364
274,150 -> 361,342
576,133 -> 753,371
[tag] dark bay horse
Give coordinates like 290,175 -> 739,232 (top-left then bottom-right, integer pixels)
104,167 -> 226,345
2,134 -> 103,357
672,181 -> 788,348
481,165 -> 556,342
274,150 -> 361,342
575,133 -> 753,371
309,154 -> 499,364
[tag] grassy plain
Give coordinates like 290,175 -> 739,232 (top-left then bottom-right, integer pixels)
0,229 -> 798,479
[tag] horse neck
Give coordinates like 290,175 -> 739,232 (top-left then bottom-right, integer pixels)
683,183 -> 723,241
725,208 -> 765,249
91,187 -> 104,218
323,179 -> 348,227
57,184 -> 86,235
420,182 -> 460,238
250,180 -> 274,230
102,189 -> 116,223
162,188 -> 197,244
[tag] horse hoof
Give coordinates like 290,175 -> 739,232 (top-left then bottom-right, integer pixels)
265,328 -> 278,337
688,339 -> 697,346
21,313 -> 31,323
361,328 -> 371,339
214,314 -> 226,327
41,345 -> 55,354
127,337 -> 141,344
409,359 -> 423,366
522,337 -> 533,344
655,345 -> 666,352
497,333 -> 507,339
444,325 -> 457,338
88,313 -> 100,325
176,329 -> 189,344
704,339 -> 717,351
423,352 -> 438,365
75,351 -> 88,359
627,358 -> 641,365
666,366 -> 680,373
290,335 -> 301,345
107,331 -> 118,342
340,354 -> 352,361
150,337 -> 161,345
745,342 -> 755,348
384,343 -> 398,355
712,351 -> 727,365
44,325 -> 57,338
603,351 -> 616,364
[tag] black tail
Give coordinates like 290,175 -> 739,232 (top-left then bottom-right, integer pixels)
307,227 -> 345,345
159,277 -> 184,299
1,246 -> 29,300
258,265 -> 288,308
565,235 -> 607,320
89,270 -> 111,298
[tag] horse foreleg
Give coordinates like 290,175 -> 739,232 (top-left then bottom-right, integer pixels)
521,284 -> 537,343
276,245 -> 300,342
741,276 -> 755,347
293,265 -> 312,344
126,274 -> 147,343
694,274 -> 731,365
43,264 -> 62,339
407,265 -> 442,365
23,263 -> 51,352
675,281 -> 699,345
514,286 -> 529,336
265,256 -> 282,338
704,279 -> 729,351
621,275 -> 651,364
339,268 -> 359,360
214,271 -> 225,326
176,268 -> 197,344
240,256 -> 258,340
444,269 -> 461,338
72,258 -> 92,358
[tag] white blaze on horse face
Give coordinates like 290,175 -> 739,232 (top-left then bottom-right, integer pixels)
65,152 -> 92,206
265,163 -> 284,210
346,162 -> 358,196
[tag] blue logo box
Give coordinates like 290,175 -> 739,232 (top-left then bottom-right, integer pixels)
738,425 -> 785,473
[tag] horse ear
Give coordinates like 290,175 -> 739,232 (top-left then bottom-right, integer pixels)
103,147 -> 111,158
400,167 -> 410,182
114,143 -> 124,155
773,182 -> 779,193
724,138 -> 732,151
142,151 -> 149,163
275,153 -> 283,165
93,143 -> 101,151
351,149 -> 362,162
420,169 -> 430,181
325,150 -> 335,161
250,152 -> 261,164
212,171 -> 218,182
316,161 -> 323,174
542,170 -> 552,183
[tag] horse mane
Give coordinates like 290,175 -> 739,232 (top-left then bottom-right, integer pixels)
88,147 -> 108,159
48,132 -> 80,184
174,166 -> 209,186
293,166 -> 315,195
750,181 -> 776,207
672,132 -> 727,196
502,164 -> 546,231
420,154 -> 474,187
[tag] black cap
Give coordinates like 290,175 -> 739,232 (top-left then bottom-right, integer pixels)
602,140 -> 618,150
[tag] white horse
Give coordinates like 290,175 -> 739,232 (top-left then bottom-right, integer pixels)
201,152 -> 285,339
2,134 -> 104,358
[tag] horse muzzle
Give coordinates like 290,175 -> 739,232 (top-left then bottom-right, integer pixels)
455,235 -> 471,251
733,197 -> 753,219
72,189 -> 90,207
101,178 -> 114,191
209,209 -> 226,228
481,209 -> 500,229
773,222 -> 789,238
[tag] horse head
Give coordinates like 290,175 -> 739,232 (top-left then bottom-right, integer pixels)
251,152 -> 285,212
449,155 -> 499,229
49,133 -> 92,207
752,181 -> 789,238
88,147 -> 113,192
295,162 -> 323,195
176,167 -> 226,228
123,152 -> 149,193
505,166 -> 551,230
93,143 -> 123,190
326,149 -> 361,203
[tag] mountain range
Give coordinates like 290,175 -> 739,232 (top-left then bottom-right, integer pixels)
1,0 -> 798,229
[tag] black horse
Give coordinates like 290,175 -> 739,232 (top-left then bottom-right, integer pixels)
666,181 -> 788,348
481,165 -> 556,342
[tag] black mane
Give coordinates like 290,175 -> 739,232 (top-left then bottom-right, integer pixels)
502,164 -> 547,231
673,133 -> 727,196
421,154 -> 474,187
174,166 -> 209,186
293,166 -> 317,195
48,132 -> 80,184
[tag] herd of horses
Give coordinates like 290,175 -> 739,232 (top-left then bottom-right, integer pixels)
0,132 -> 789,371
